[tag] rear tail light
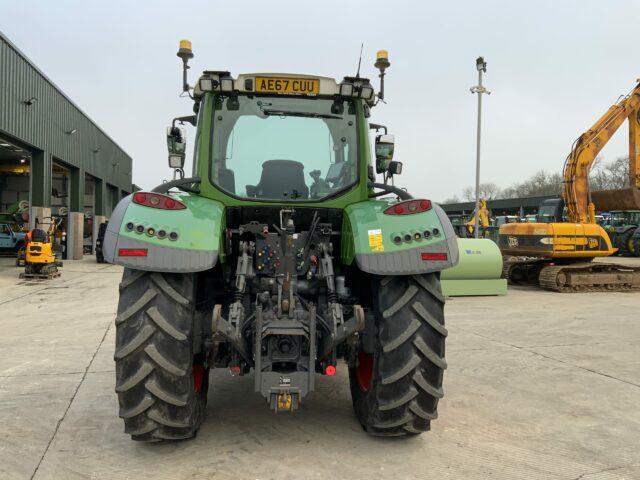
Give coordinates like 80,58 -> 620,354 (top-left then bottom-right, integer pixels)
384,199 -> 432,215
118,248 -> 148,257
132,192 -> 186,210
421,252 -> 447,261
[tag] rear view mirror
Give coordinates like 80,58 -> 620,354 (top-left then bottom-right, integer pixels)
375,134 -> 395,174
166,126 -> 186,171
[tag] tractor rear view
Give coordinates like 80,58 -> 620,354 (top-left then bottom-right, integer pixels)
103,43 -> 459,441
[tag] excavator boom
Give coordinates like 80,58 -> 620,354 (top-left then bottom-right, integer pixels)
564,82 -> 640,223
464,198 -> 490,235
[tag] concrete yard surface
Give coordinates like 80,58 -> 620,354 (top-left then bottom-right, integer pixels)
1,257 -> 639,480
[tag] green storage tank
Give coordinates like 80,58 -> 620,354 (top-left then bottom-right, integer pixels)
441,238 -> 507,296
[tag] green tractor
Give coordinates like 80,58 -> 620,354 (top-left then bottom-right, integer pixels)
103,42 -> 458,441
603,210 -> 640,256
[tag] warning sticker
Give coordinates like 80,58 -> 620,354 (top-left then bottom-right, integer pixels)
368,229 -> 384,252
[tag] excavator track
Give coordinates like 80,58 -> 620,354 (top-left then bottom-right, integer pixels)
502,257 -> 547,286
20,263 -> 60,280
538,262 -> 640,293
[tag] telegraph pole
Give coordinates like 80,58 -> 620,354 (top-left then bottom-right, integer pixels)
470,57 -> 490,238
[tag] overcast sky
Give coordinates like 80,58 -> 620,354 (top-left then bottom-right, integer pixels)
2,0 -> 638,201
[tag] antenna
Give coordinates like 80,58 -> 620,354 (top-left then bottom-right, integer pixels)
355,43 -> 364,78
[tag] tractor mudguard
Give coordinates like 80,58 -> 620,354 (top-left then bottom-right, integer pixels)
341,200 -> 458,275
103,193 -> 223,272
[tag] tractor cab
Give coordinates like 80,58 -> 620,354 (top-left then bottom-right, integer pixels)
608,210 -> 640,229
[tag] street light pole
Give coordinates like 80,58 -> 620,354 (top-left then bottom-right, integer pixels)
470,57 -> 490,238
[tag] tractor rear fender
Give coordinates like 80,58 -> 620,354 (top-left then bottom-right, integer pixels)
341,200 -> 459,275
103,193 -> 224,272
617,226 -> 637,234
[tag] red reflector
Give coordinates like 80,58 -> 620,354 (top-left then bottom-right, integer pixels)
118,248 -> 148,257
421,252 -> 447,261
325,365 -> 336,376
384,199 -> 432,215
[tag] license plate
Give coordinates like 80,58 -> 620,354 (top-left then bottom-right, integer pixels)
255,76 -> 319,95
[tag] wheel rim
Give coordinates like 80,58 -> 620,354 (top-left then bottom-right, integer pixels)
193,364 -> 205,393
356,351 -> 374,392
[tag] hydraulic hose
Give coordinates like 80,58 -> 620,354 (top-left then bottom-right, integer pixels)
152,177 -> 201,194
368,182 -> 413,200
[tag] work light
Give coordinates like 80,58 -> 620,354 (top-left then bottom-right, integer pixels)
339,82 -> 354,97
199,78 -> 214,92
360,85 -> 374,100
168,154 -> 185,169
220,77 -> 234,92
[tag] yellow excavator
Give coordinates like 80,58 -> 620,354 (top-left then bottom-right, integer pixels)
20,217 -> 63,280
499,79 -> 640,292
462,198 -> 490,237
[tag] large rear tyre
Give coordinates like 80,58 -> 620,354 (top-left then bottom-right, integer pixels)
619,228 -> 637,257
349,273 -> 447,436
115,268 -> 208,442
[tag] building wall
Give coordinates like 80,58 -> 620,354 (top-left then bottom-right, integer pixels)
0,32 -> 132,193
440,195 -> 558,216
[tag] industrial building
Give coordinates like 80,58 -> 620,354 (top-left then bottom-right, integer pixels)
440,195 -> 557,217
0,31 -> 133,260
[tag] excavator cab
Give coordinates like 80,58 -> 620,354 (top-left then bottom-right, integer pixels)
537,198 -> 564,223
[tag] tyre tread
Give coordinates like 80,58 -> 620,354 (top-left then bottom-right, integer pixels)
349,273 -> 446,437
114,269 -> 206,442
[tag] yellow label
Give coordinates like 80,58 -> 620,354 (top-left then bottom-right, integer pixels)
255,76 -> 319,95
368,229 -> 384,252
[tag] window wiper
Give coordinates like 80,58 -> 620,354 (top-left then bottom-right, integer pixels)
262,109 -> 342,120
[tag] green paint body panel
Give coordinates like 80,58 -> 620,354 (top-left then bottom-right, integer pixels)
118,193 -> 224,253
341,199 -> 447,264
441,238 -> 507,296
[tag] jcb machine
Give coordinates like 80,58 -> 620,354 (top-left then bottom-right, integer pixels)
103,42 -> 459,441
499,80 -> 640,291
460,198 -> 490,237
20,218 -> 63,280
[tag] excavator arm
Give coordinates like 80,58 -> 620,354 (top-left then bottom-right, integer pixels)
464,199 -> 490,234
563,81 -> 640,224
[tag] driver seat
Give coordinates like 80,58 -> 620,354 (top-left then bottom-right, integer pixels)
251,160 -> 309,199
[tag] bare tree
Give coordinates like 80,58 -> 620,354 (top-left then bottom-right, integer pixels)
501,170 -> 563,198
448,157 -> 631,202
441,195 -> 460,204
590,156 -> 629,190
461,182 -> 502,201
